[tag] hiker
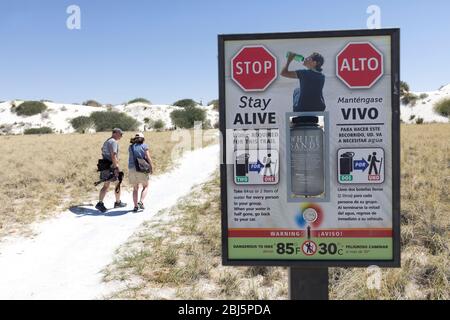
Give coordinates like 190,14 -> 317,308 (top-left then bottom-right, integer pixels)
128,132 -> 154,212
281,52 -> 326,112
368,152 -> 381,175
263,153 -> 273,177
95,128 -> 127,213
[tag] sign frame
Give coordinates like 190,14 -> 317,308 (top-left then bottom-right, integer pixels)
219,28 -> 400,267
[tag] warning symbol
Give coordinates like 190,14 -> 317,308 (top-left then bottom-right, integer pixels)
301,240 -> 317,256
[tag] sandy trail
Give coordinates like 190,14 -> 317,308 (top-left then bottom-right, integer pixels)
0,144 -> 219,299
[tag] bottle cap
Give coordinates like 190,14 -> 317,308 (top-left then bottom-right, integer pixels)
291,116 -> 319,124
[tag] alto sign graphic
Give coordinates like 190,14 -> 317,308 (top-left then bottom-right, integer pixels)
231,45 -> 277,91
336,42 -> 384,89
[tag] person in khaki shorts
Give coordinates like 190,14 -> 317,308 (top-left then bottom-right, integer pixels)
128,132 -> 154,212
95,128 -> 127,213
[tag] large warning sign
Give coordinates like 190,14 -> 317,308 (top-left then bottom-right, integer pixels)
219,29 -> 401,267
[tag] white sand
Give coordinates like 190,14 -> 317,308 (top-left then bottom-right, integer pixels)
400,84 -> 450,123
0,144 -> 219,300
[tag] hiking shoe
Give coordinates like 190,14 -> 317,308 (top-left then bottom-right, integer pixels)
114,201 -> 127,208
138,201 -> 145,210
133,206 -> 139,213
95,202 -> 108,213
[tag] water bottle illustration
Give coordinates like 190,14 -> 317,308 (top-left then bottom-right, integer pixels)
290,116 -> 324,197
235,135 -> 250,177
340,152 -> 355,175
286,51 -> 305,62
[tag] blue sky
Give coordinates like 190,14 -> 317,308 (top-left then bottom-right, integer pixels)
1,0 -> 449,105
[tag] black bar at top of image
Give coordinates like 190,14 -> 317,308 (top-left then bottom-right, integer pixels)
218,28 -> 400,41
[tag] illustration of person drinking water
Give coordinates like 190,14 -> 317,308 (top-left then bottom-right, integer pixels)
281,52 -> 326,111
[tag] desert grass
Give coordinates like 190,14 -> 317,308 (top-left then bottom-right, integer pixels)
103,174 -> 287,299
104,124 -> 449,300
0,129 -> 218,238
329,123 -> 449,300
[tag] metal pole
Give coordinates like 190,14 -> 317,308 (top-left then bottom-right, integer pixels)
288,267 -> 329,300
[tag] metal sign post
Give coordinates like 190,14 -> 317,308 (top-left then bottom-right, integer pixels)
289,267 -> 329,300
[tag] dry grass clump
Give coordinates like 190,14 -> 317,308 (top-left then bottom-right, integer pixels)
0,129 -> 218,238
103,173 -> 287,300
104,124 -> 449,300
330,124 -> 449,300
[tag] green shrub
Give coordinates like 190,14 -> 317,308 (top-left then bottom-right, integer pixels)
24,127 -> 53,135
41,112 -> 50,119
170,106 -> 206,129
415,117 -> 424,124
208,99 -> 219,110
400,81 -> 410,96
128,98 -> 151,105
143,117 -> 154,131
434,98 -> 450,117
173,99 -> 198,108
419,93 -> 429,100
401,92 -> 419,106
70,116 -> 95,133
0,124 -> 13,134
153,119 -> 165,130
409,115 -> 416,121
82,100 -> 102,108
14,101 -> 47,116
90,111 -> 140,132
202,119 -> 212,129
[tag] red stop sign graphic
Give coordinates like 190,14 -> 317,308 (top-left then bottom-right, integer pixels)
336,42 -> 384,89
231,45 -> 277,91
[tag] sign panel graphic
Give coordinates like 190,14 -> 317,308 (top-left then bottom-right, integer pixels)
219,29 -> 400,267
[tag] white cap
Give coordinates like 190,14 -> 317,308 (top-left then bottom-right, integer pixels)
135,132 -> 145,138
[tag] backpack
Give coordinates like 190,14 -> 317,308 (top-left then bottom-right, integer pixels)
97,159 -> 113,172
97,138 -> 116,171
130,145 -> 152,174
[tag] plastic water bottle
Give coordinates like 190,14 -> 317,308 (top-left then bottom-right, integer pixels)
290,116 -> 324,197
287,51 -> 305,62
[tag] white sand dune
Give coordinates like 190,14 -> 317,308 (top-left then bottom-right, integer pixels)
400,84 -> 450,123
0,144 -> 219,300
0,101 -> 219,134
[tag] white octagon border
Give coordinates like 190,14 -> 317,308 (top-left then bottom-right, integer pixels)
231,44 -> 278,92
336,41 -> 384,89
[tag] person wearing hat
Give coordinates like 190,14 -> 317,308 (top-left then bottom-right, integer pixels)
95,128 -> 127,213
128,132 -> 154,212
281,52 -> 326,112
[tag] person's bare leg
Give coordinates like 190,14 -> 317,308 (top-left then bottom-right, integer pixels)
115,182 -> 121,203
99,182 -> 110,202
140,182 -> 149,203
133,185 -> 139,207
